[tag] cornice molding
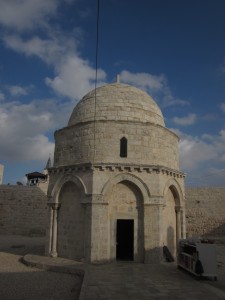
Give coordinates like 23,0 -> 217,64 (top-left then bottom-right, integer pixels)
48,163 -> 185,179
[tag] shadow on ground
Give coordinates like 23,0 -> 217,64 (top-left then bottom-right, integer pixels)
0,235 -> 82,300
0,268 -> 82,300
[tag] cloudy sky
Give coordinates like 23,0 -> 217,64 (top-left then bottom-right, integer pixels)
1,0 -> 225,186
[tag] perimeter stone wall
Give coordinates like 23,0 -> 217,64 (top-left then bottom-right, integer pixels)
0,164 -> 4,185
185,187 -> 225,238
1,185 -> 225,239
0,185 -> 48,236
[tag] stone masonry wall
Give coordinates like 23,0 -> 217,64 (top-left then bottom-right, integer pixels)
185,187 -> 225,238
0,185 -> 48,236
54,121 -> 179,170
1,184 -> 225,240
0,164 -> 4,185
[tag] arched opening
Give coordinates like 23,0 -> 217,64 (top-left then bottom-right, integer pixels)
162,187 -> 177,259
106,180 -> 144,262
57,181 -> 84,260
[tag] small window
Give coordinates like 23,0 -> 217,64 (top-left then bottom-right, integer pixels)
120,137 -> 127,157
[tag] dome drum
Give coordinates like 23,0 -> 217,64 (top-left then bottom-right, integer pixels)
54,119 -> 179,170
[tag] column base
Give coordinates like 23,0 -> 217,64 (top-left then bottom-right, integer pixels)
50,251 -> 58,258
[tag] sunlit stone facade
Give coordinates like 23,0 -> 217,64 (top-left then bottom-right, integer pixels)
46,82 -> 185,263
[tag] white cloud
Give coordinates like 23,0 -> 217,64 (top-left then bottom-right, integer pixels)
0,0 -> 59,31
46,56 -> 107,100
178,129 -> 225,174
0,0 -> 109,165
0,0 -> 103,102
220,103 -> 225,113
173,113 -> 197,126
2,4 -> 186,106
0,98 -> 73,162
219,129 -> 225,140
0,91 -> 5,101
21,134 -> 54,161
179,137 -> 215,171
3,35 -> 73,66
3,33 -> 106,100
120,70 -> 166,91
119,70 -> 189,107
8,85 -> 28,96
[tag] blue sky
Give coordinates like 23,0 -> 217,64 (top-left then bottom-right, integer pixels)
1,0 -> 225,186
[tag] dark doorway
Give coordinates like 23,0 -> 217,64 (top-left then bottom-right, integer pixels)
116,219 -> 134,261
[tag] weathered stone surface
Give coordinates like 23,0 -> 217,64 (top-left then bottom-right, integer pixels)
0,164 -> 3,185
68,83 -> 165,127
1,185 -> 224,243
185,187 -> 225,238
0,185 -> 47,236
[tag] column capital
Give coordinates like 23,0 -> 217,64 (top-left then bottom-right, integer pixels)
49,203 -> 61,210
175,206 -> 183,213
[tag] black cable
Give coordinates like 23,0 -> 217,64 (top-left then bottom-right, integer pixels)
93,0 -> 100,161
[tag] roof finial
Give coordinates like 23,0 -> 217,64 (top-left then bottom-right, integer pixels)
45,154 -> 52,170
116,74 -> 120,83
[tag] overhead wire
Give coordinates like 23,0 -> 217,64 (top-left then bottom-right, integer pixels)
93,0 -> 100,162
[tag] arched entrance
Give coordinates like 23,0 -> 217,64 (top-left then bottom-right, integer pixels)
106,180 -> 144,262
57,181 -> 84,260
162,188 -> 177,258
162,182 -> 183,260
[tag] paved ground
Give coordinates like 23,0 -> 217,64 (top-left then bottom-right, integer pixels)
81,262 -> 225,300
0,236 -> 82,300
1,235 -> 225,300
79,245 -> 225,300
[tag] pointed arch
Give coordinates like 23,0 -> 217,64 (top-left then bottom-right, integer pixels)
163,178 -> 184,207
101,172 -> 150,203
50,173 -> 87,203
162,177 -> 186,252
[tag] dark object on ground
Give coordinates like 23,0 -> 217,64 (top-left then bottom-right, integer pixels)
163,246 -> 174,262
195,259 -> 204,275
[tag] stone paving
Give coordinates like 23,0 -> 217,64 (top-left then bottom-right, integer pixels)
23,253 -> 225,300
1,235 -> 225,300
80,262 -> 225,300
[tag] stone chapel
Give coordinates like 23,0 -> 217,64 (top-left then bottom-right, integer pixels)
46,81 -> 186,264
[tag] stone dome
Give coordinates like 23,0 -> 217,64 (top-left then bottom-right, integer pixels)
68,82 -> 165,127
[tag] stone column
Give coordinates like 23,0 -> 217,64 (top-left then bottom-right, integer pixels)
45,202 -> 53,256
50,203 -> 61,258
175,206 -> 181,241
180,207 -> 186,239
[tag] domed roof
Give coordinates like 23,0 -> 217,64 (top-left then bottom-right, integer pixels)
68,82 -> 165,127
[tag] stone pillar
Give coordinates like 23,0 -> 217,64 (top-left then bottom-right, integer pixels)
180,207 -> 186,239
175,206 -> 181,241
83,203 -> 92,263
45,203 -> 53,256
50,203 -> 61,258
